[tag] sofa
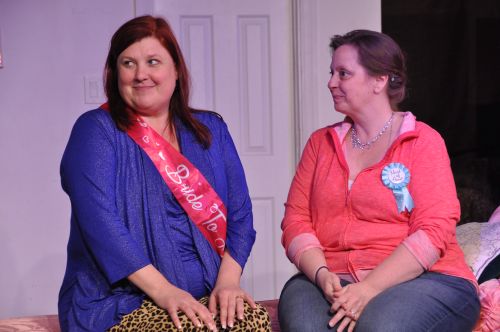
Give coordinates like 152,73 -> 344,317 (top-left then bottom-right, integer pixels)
0,299 -> 280,332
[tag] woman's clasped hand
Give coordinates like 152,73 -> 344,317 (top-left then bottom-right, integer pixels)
314,268 -> 378,332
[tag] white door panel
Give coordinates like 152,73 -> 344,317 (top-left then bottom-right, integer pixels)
152,0 -> 296,300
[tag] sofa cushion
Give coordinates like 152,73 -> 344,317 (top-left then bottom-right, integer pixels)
0,300 -> 280,332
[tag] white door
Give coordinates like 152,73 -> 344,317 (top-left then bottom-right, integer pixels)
147,0 -> 296,300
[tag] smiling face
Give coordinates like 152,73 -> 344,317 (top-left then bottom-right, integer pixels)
117,36 -> 178,117
327,44 -> 378,116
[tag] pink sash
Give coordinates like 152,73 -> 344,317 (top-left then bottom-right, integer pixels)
102,104 -> 227,256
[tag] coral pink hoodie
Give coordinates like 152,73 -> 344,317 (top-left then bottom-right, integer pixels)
282,112 -> 477,287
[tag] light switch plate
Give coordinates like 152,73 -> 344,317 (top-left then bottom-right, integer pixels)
84,75 -> 105,104
0,29 -> 4,68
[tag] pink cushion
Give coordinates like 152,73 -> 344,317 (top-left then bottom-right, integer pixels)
259,299 -> 280,331
0,315 -> 60,331
0,300 -> 280,332
473,278 -> 500,332
489,206 -> 500,223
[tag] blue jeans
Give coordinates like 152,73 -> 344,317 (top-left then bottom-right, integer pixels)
278,272 -> 480,332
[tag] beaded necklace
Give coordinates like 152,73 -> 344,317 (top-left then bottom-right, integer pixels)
351,112 -> 395,150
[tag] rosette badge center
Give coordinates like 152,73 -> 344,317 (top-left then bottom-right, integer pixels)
382,163 -> 414,213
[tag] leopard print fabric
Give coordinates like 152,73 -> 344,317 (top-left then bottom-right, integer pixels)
108,297 -> 272,331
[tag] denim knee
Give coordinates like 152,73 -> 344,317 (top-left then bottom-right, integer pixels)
278,274 -> 333,332
355,273 -> 480,332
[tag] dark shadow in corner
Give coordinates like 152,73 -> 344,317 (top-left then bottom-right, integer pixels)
382,0 -> 500,223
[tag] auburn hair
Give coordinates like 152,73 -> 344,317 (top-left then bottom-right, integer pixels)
104,15 -> 211,148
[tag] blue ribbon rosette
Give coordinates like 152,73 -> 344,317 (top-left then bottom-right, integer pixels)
381,162 -> 414,213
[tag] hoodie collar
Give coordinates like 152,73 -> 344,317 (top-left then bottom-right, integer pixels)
333,111 -> 417,142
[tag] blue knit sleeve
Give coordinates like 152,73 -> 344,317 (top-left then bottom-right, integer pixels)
217,119 -> 256,270
61,111 -> 150,284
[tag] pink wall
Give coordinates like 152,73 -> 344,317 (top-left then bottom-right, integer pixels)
0,0 -> 135,318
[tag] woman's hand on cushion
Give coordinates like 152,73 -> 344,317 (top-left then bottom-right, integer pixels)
209,282 -> 255,329
210,250 -> 253,329
128,264 -> 217,331
153,284 -> 217,331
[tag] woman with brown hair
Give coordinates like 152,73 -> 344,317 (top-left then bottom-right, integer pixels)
58,15 -> 270,332
278,30 -> 480,332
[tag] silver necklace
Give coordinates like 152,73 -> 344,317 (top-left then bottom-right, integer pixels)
351,112 -> 395,150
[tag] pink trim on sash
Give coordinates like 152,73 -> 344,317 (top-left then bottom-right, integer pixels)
102,104 -> 227,256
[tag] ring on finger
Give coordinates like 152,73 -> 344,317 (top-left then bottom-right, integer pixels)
350,309 -> 358,319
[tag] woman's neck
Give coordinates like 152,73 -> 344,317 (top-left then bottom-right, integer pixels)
350,108 -> 394,142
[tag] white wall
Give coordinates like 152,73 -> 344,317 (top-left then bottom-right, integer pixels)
294,0 -> 381,154
315,0 -> 381,128
0,0 -> 135,318
0,0 -> 380,319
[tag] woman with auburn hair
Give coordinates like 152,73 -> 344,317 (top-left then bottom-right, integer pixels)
58,15 -> 270,332
278,30 -> 480,332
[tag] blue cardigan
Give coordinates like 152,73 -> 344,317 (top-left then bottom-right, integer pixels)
58,109 -> 255,331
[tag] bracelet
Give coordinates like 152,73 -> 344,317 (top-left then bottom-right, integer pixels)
314,265 -> 329,285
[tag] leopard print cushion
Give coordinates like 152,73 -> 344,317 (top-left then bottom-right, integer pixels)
108,297 -> 271,331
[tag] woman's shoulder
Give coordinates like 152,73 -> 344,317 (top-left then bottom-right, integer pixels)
190,110 -> 229,141
68,108 -> 119,144
191,110 -> 225,127
296,123 -> 344,157
73,108 -> 115,131
414,120 -> 441,135
398,111 -> 442,139
309,120 -> 347,143
413,119 -> 446,144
